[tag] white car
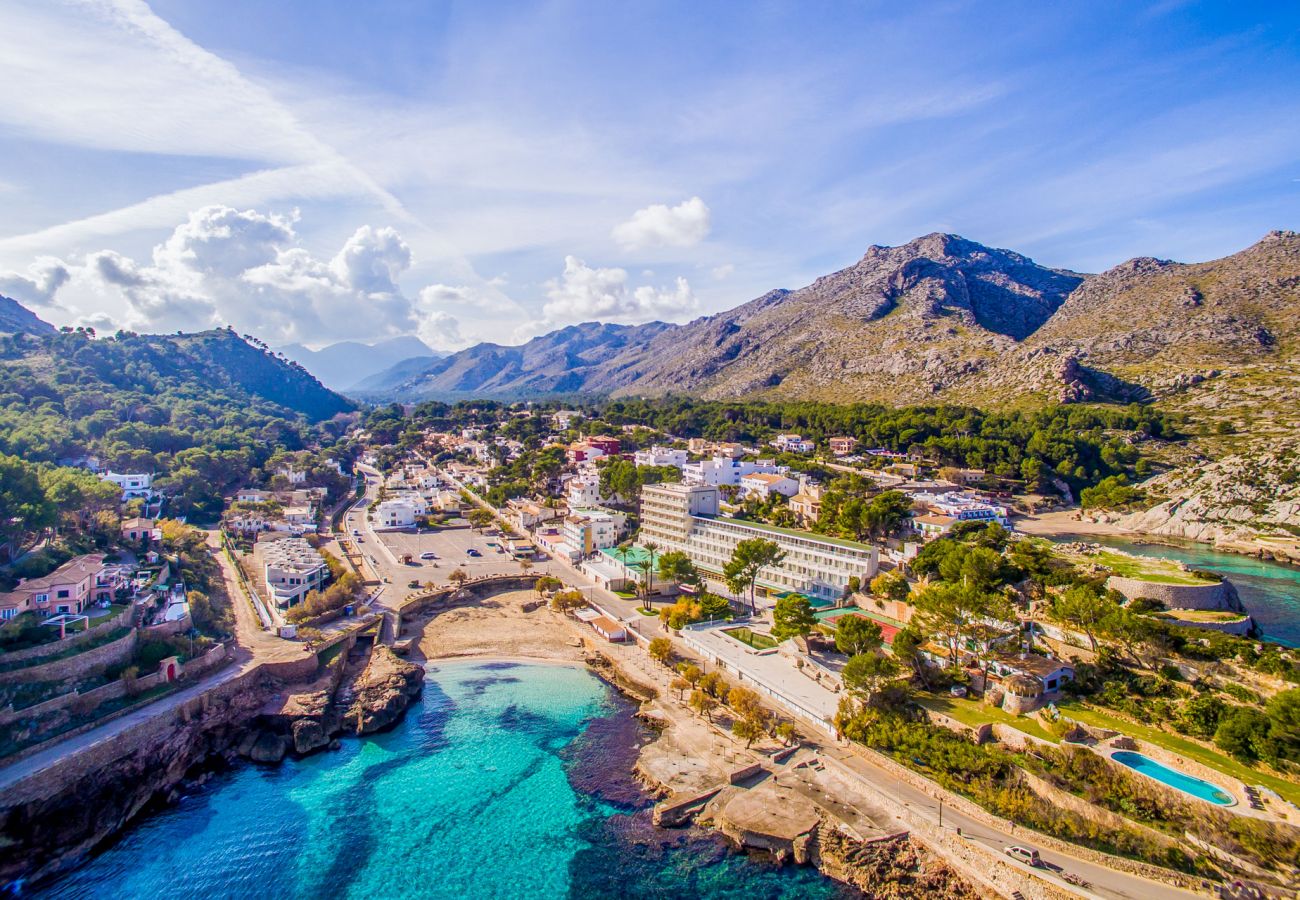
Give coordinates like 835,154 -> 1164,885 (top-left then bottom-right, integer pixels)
1003,846 -> 1041,867
419,551 -> 437,560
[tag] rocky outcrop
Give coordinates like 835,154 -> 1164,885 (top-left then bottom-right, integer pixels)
1119,439 -> 1300,563
812,829 -> 983,900
339,645 -> 423,735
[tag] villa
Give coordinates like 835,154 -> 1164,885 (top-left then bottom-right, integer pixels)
254,536 -> 328,608
0,554 -> 112,619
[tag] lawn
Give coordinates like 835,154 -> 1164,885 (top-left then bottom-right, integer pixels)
1058,701 -> 1300,805
919,694 -> 1059,744
86,603 -> 129,626
1088,550 -> 1215,586
723,626 -> 778,650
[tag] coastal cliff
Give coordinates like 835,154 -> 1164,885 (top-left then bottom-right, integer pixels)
0,669 -> 277,889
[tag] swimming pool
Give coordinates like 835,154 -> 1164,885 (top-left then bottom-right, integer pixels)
1110,750 -> 1235,805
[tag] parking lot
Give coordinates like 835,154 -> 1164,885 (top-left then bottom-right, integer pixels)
375,526 -> 523,580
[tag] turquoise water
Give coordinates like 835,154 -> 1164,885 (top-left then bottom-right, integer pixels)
37,661 -> 856,899
1051,533 -> 1300,646
1110,750 -> 1235,805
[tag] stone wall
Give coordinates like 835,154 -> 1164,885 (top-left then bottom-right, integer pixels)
146,612 -> 193,637
925,709 -> 992,744
1015,767 -> 1184,854
390,574 -> 540,641
1105,575 -> 1233,611
1162,613 -> 1253,636
0,629 -> 139,686
0,606 -> 135,667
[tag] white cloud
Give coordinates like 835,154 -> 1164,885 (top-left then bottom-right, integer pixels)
542,255 -> 696,325
612,197 -> 711,250
0,257 -> 70,307
22,204 -> 504,346
710,263 -> 735,280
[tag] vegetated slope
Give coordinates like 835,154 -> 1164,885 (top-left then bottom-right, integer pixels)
359,320 -> 672,399
0,327 -> 354,461
277,336 -> 441,391
0,295 -> 56,336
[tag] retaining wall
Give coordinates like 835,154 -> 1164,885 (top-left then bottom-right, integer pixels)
0,630 -> 139,686
1015,767 -> 1184,854
1105,575 -> 1232,611
0,607 -> 135,667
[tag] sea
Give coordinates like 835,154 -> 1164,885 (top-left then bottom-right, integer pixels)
1050,533 -> 1300,647
33,660 -> 859,899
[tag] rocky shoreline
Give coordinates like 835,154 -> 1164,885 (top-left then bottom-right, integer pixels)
0,635 -> 426,892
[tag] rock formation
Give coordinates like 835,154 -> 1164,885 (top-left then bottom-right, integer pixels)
339,644 -> 423,734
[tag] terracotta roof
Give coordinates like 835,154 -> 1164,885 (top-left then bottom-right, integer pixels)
590,616 -> 625,634
743,473 -> 790,484
914,514 -> 956,526
7,554 -> 105,593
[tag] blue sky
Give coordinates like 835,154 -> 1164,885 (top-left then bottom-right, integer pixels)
0,0 -> 1296,349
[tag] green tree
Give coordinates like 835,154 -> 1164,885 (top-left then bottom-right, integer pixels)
836,615 -> 884,657
723,538 -> 786,616
732,716 -> 765,748
1215,707 -> 1271,761
657,550 -> 700,592
1176,695 -> 1226,739
467,508 -> 495,531
1052,584 -> 1116,653
891,624 -> 930,687
841,653 -> 899,700
771,594 -> 817,642
689,689 -> 717,721
869,569 -> 911,603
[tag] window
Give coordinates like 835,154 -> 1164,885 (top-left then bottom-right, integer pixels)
0,609 -> 15,620
57,589 -> 70,599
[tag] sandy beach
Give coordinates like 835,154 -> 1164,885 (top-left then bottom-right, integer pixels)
1014,508 -> 1136,538
409,589 -> 588,664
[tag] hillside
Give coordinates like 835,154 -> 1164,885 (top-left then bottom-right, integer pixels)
277,336 -> 441,391
0,327 -> 353,462
359,320 -> 671,398
0,295 -> 55,336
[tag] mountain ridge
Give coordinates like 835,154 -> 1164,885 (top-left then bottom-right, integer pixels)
0,294 -> 57,336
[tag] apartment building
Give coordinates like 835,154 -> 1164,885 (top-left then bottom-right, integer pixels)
739,472 -> 799,500
682,456 -> 786,488
255,536 -> 328,607
639,483 -> 878,603
633,446 -> 688,468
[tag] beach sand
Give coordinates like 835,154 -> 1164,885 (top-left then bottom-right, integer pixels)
1014,508 -> 1135,538
410,589 -> 587,664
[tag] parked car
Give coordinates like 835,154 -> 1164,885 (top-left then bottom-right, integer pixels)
352,529 -> 361,536
420,551 -> 437,560
467,548 -> 482,557
1003,846 -> 1041,867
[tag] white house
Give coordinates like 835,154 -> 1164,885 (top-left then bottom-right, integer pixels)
375,498 -> 421,529
633,446 -> 688,468
566,476 -> 603,508
277,466 -> 308,485
739,472 -> 800,500
771,434 -> 815,453
100,471 -> 154,499
236,488 -> 271,504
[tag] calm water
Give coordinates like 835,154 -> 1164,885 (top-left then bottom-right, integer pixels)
36,661 -> 856,900
1052,533 -> 1300,647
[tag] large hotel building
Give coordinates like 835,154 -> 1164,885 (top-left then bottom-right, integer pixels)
639,482 -> 879,602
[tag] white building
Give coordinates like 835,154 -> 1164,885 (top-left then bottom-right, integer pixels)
681,456 -> 786,488
639,483 -> 878,603
100,471 -> 153,499
255,537 -> 328,608
375,498 -> 422,529
566,476 -> 603,508
633,446 -> 688,468
739,472 -> 800,500
562,509 -> 624,556
771,434 -> 815,454
911,490 -> 1009,527
277,466 -> 308,485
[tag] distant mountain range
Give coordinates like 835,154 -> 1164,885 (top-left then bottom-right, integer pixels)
277,336 -> 443,392
358,231 -> 1300,419
0,294 -> 56,336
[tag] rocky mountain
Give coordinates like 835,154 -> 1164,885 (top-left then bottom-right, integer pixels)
277,336 -> 441,392
357,320 -> 671,398
0,294 -> 56,336
364,231 -> 1300,419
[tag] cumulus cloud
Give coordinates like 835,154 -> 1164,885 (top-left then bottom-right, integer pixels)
711,263 -> 735,280
542,255 -> 696,325
0,257 -> 71,307
16,204 -> 496,346
612,196 -> 711,250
